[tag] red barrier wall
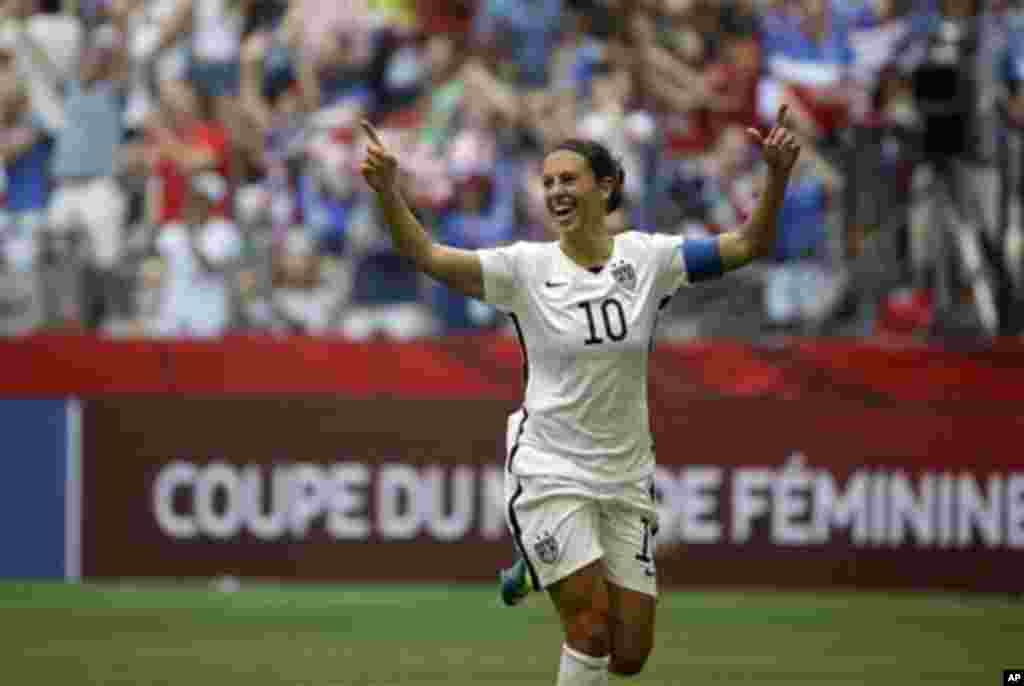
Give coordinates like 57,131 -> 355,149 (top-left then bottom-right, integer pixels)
3,333 -> 1024,402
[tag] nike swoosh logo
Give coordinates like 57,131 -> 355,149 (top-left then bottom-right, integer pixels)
545,281 -> 568,288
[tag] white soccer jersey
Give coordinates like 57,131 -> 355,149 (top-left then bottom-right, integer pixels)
479,231 -> 690,486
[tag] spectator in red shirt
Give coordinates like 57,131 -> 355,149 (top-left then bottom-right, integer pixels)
147,82 -> 232,224
705,34 -> 762,140
416,0 -> 475,36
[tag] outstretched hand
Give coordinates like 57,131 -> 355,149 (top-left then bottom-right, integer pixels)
360,119 -> 399,193
747,104 -> 801,178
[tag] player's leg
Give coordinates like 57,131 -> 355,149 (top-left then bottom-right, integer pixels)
506,474 -> 610,684
599,483 -> 659,677
548,560 -> 613,685
605,580 -> 656,677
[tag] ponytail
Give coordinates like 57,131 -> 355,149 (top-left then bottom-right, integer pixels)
607,160 -> 625,214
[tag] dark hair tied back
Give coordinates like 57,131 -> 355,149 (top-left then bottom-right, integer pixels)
549,139 -> 626,214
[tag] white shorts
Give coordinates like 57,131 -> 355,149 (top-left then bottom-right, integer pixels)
506,472 -> 659,598
47,177 -> 126,270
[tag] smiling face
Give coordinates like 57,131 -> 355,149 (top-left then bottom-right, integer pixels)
541,150 -> 612,237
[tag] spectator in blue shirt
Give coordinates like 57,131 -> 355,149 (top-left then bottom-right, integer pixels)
0,41 -> 51,273
759,0 -> 856,142
997,4 -> 1024,127
45,24 -> 128,330
46,25 -> 128,276
473,0 -> 564,88
432,149 -> 516,333
763,140 -> 840,328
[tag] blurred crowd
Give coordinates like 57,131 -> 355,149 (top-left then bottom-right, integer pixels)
0,0 -> 1021,340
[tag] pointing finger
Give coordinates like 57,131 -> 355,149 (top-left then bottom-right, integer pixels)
367,145 -> 392,163
361,119 -> 384,147
777,103 -> 790,130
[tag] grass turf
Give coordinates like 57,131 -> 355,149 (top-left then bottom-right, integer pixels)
0,582 -> 1019,685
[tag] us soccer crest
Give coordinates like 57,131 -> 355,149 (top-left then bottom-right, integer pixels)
534,532 -> 559,564
611,259 -> 637,292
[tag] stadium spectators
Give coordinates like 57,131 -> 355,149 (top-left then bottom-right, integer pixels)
0,0 -> 1016,340
432,129 -> 515,332
151,0 -> 244,100
473,0 -> 564,89
577,61 -> 657,230
0,33 -> 50,274
236,225 -> 347,335
149,171 -> 241,337
0,0 -> 79,137
146,84 -> 233,224
694,124 -> 761,238
418,32 -> 468,155
45,23 -> 128,329
0,32 -> 47,338
759,0 -> 855,143
338,121 -> 438,341
762,136 -> 840,329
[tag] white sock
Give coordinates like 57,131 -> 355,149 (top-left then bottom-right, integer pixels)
556,643 -> 609,686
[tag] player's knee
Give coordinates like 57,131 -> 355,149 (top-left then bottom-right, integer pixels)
609,638 -> 653,677
566,609 -> 611,657
609,653 -> 649,677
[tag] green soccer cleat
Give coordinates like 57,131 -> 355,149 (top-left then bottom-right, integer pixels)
499,557 -> 533,607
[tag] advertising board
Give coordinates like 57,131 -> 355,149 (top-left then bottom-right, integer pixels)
81,396 -> 1024,591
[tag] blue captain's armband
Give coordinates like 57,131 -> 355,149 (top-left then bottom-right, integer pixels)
681,237 -> 724,282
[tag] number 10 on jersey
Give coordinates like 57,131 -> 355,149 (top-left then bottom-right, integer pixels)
578,298 -> 628,345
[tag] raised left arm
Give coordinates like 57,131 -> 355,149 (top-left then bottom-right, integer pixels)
718,105 -> 802,272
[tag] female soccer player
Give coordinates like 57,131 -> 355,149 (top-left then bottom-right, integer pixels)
361,107 -> 800,686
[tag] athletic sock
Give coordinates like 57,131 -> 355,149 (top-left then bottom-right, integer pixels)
556,643 -> 609,686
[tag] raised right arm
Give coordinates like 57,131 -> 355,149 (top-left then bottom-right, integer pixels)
360,121 -> 485,300
154,0 -> 193,57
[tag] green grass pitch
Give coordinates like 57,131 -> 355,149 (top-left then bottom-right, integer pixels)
1,582 -> 1020,684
